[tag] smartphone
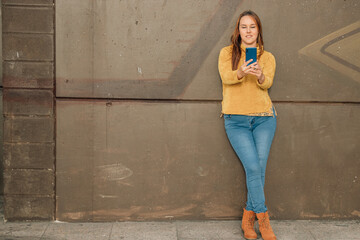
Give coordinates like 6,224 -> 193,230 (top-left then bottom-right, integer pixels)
245,47 -> 257,66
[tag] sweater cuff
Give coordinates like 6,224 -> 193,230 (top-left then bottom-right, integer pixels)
257,75 -> 269,89
233,70 -> 243,83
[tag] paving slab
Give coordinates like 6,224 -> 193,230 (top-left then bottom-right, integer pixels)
41,222 -> 113,240
301,220 -> 360,240
176,220 -> 242,240
0,222 -> 49,240
110,222 -> 177,240
270,220 -> 314,240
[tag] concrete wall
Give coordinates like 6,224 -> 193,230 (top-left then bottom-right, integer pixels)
2,0 -> 55,220
2,0 -> 360,221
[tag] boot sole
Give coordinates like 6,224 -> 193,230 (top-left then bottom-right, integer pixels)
244,236 -> 257,240
242,230 -> 258,240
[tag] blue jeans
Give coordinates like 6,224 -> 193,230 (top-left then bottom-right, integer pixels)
224,111 -> 276,213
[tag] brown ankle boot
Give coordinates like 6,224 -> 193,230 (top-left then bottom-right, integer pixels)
241,208 -> 257,239
256,212 -> 276,240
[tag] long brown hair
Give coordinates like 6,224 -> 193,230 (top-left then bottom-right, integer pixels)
231,10 -> 264,70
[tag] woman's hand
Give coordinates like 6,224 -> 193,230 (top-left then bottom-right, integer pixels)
237,59 -> 254,79
248,61 -> 265,84
237,60 -> 265,84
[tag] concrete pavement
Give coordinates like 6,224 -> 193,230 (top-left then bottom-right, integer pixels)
1,198 -> 360,240
1,219 -> 360,240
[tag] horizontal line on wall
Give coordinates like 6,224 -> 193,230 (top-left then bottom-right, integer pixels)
55,97 -> 222,104
55,97 -> 360,105
3,87 -> 54,91
3,31 -> 54,35
2,4 -> 54,7
3,194 -> 54,198
3,114 -> 54,118
4,168 -> 54,171
3,114 -> 54,117
3,59 -> 54,63
272,100 -> 360,105
3,142 -> 55,145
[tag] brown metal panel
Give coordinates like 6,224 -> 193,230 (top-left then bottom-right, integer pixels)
4,169 -> 54,195
3,33 -> 53,61
3,143 -> 54,169
2,6 -> 54,33
4,117 -> 54,143
267,103 -> 360,219
3,62 -> 54,89
56,100 -> 245,221
56,0 -> 359,101
4,196 -> 54,221
56,100 -> 360,221
3,89 -> 53,116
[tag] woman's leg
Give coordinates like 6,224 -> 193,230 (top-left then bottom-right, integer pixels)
224,115 -> 266,213
252,115 -> 277,188
246,115 -> 277,212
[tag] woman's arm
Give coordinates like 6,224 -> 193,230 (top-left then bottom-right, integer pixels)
218,47 -> 244,85
256,53 -> 276,90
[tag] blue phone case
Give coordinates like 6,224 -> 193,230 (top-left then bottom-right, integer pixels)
245,47 -> 257,66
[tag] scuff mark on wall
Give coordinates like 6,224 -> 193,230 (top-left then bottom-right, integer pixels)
137,66 -> 142,75
61,211 -> 88,220
197,166 -> 209,177
95,163 -> 133,181
351,210 -> 360,217
300,211 -> 320,218
98,194 -> 119,199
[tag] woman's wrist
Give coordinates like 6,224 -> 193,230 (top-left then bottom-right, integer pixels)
237,69 -> 245,80
257,73 -> 265,84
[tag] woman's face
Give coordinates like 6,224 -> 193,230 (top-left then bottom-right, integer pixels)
239,16 -> 259,47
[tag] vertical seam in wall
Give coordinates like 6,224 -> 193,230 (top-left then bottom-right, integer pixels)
53,0 -> 56,221
91,0 -> 95,221
91,0 -> 95,102
10,115 -> 13,144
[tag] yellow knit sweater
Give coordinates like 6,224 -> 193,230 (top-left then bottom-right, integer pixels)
218,44 -> 276,116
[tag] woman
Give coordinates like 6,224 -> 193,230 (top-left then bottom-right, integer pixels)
218,10 -> 277,240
